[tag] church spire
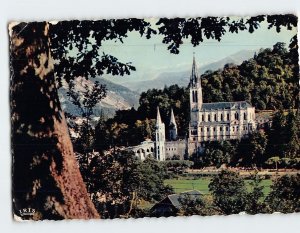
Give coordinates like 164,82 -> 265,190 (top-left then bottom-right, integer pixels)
156,106 -> 162,124
190,53 -> 199,86
155,106 -> 166,161
170,108 -> 176,126
169,108 -> 178,141
189,54 -> 203,117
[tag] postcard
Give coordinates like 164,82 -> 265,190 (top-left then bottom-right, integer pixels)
9,15 -> 300,220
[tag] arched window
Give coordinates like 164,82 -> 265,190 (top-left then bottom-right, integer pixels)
235,112 -> 239,120
227,113 -> 230,121
208,115 -> 211,122
244,112 -> 247,120
214,114 -> 217,121
202,114 -> 204,122
221,114 -> 223,121
195,91 -> 198,102
192,91 -> 195,102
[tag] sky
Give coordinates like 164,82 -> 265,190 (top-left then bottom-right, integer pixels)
100,18 -> 297,84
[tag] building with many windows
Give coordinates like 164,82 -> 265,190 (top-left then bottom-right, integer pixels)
188,56 -> 256,144
129,56 -> 256,160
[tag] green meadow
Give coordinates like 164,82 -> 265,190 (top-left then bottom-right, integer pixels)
164,178 -> 272,196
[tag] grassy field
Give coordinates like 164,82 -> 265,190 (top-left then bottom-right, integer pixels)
164,178 -> 272,196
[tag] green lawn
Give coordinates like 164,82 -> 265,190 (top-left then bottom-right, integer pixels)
164,178 -> 272,196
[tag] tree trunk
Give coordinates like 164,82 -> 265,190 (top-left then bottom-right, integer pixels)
10,22 -> 99,220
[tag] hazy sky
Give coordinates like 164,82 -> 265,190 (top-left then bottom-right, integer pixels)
100,18 -> 297,84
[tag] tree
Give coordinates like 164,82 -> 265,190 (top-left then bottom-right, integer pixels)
81,150 -> 141,219
134,158 -> 173,203
266,174 -> 300,213
266,110 -> 300,159
10,20 -> 153,219
265,156 -> 280,170
235,131 -> 268,167
285,110 -> 300,158
162,160 -> 194,175
66,78 -> 106,154
10,15 -> 297,219
209,170 -> 247,215
244,173 -> 266,214
80,152 -> 173,218
199,141 -> 234,168
248,131 -> 268,167
10,22 -> 99,219
178,194 -> 216,216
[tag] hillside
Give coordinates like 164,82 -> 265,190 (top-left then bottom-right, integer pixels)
58,77 -> 139,118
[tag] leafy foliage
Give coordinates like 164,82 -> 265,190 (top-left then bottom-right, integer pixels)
235,131 -> 268,167
50,19 -> 156,86
244,173 -> 266,214
66,78 -> 106,153
78,151 -> 173,218
200,42 -> 298,110
162,160 -> 194,175
266,174 -> 300,213
156,15 -> 297,54
209,170 -> 248,214
178,194 -> 216,216
266,110 -> 300,159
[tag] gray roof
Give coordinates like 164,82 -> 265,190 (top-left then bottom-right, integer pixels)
168,190 -> 202,208
201,101 -> 252,111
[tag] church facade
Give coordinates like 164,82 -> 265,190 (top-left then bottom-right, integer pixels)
129,56 -> 256,161
188,56 -> 256,144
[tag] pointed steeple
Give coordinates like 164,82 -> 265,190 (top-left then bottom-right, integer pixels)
190,53 -> 199,86
170,108 -> 176,126
189,53 -> 203,123
155,106 -> 166,161
156,106 -> 162,124
169,108 -> 178,141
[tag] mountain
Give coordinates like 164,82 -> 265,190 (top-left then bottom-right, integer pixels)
58,77 -> 139,118
121,50 -> 256,93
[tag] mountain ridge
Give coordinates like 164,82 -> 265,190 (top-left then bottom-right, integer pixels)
121,49 -> 256,92
58,77 -> 140,118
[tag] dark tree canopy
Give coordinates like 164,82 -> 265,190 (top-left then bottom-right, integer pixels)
49,19 -> 156,86
156,15 -> 297,53
47,15 -> 297,85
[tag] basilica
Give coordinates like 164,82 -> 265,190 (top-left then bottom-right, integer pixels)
129,56 -> 256,161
